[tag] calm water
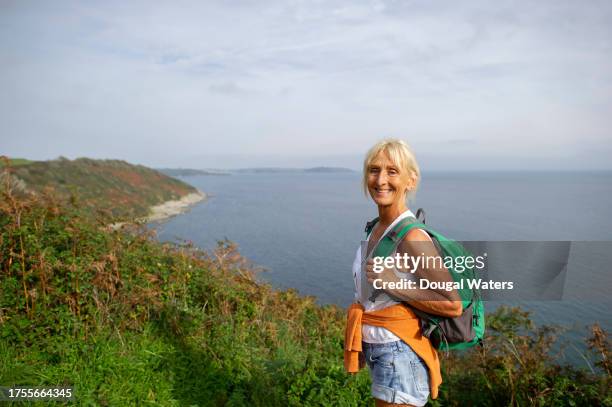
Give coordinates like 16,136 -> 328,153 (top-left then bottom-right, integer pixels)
150,171 -> 612,364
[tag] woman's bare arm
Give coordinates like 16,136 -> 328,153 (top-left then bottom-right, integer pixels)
366,228 -> 463,318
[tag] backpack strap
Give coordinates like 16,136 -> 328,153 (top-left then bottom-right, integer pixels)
363,209 -> 426,242
367,216 -> 426,302
373,217 -> 425,258
415,208 -> 426,223
364,217 -> 379,237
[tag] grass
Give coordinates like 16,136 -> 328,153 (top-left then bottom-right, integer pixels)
0,175 -> 610,406
0,158 -> 34,167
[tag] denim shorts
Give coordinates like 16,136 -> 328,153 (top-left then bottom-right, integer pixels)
363,340 -> 430,406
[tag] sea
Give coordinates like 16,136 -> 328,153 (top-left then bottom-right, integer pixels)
149,171 -> 612,366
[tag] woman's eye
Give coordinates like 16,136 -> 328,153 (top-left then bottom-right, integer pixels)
388,169 -> 398,175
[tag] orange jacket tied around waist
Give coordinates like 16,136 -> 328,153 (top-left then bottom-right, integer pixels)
344,303 -> 442,400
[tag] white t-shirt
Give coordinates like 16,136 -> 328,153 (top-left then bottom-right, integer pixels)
352,209 -> 431,343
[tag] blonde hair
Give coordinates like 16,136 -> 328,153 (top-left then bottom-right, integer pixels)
362,138 -> 421,200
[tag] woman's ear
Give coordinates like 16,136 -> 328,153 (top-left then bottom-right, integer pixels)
410,172 -> 418,190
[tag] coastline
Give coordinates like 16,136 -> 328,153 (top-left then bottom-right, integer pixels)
146,191 -> 206,222
110,190 -> 206,229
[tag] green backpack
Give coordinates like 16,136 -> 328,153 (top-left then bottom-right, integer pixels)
365,210 -> 485,351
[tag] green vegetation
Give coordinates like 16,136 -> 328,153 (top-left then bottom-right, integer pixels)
0,182 -> 610,406
1,156 -> 197,220
0,158 -> 34,167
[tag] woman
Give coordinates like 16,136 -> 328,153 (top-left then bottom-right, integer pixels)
344,139 -> 462,407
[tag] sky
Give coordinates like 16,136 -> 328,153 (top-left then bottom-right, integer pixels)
1,0 -> 611,170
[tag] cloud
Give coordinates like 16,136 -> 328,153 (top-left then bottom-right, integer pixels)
0,0 -> 611,169
208,81 -> 252,95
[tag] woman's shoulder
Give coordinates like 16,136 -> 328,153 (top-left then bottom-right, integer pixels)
396,226 -> 435,255
404,227 -> 432,242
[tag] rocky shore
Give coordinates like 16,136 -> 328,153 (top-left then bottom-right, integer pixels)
110,191 -> 206,230
146,191 -> 206,222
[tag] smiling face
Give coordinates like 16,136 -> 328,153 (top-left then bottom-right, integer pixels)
366,151 -> 413,208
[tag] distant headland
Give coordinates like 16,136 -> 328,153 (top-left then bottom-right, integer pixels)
231,166 -> 355,174
157,168 -> 231,177
157,166 -> 355,175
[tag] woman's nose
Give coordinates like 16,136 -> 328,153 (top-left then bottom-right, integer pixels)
376,172 -> 388,185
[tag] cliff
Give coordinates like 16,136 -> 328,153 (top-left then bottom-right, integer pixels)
1,157 -> 202,221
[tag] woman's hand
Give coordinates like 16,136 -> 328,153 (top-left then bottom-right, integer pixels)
365,258 -> 400,286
